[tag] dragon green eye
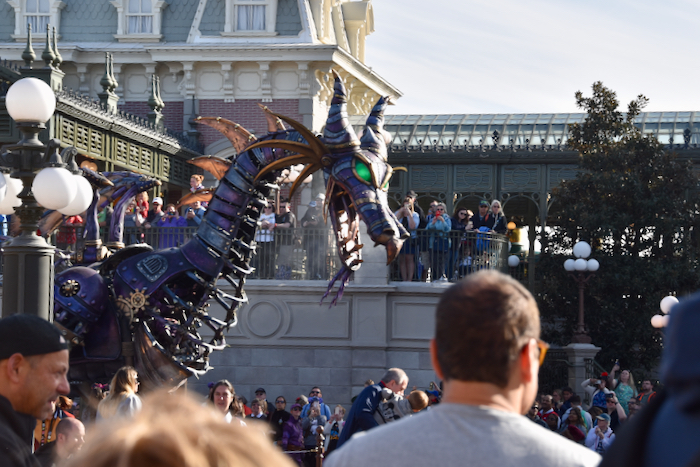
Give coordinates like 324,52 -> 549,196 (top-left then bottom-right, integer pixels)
355,160 -> 372,184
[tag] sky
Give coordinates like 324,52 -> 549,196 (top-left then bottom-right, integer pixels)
364,0 -> 700,115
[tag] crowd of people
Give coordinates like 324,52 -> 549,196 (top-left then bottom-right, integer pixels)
394,191 -> 509,282
524,372 -> 658,456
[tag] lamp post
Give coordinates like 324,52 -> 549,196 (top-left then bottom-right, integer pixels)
1,77 -> 92,320
563,241 -> 599,344
651,295 -> 678,329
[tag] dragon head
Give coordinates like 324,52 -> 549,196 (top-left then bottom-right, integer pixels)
253,75 -> 408,301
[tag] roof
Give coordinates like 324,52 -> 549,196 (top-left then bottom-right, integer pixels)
349,112 -> 700,150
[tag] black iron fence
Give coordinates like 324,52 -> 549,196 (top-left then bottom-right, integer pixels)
538,348 -> 570,395
41,226 -> 509,282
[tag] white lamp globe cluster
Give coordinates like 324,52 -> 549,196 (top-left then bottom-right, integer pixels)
3,78 -> 93,216
564,241 -> 599,272
651,295 -> 679,329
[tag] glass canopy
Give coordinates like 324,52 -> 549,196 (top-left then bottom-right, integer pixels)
349,112 -> 700,150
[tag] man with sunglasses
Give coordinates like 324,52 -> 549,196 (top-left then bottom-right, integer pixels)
326,271 -> 600,467
270,397 -> 291,445
300,387 -> 331,420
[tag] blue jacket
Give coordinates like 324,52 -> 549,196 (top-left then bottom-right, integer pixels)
426,214 -> 451,250
336,382 -> 385,449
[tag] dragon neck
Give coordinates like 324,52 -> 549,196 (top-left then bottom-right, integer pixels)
191,131 -> 304,264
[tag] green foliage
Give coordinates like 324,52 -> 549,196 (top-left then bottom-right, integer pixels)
537,82 -> 700,372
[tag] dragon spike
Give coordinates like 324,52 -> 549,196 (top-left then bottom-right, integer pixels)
176,189 -> 215,208
187,156 -> 232,181
289,162 -> 322,199
258,103 -> 287,132
196,117 -> 257,154
323,72 -> 362,156
253,153 -> 319,183
260,110 -> 328,157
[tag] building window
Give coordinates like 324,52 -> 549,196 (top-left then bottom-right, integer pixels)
26,0 -> 50,33
110,0 -> 166,42
7,0 -> 65,40
223,0 -> 277,36
127,0 -> 152,34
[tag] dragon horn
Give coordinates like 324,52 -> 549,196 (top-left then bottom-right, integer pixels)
289,162 -> 322,199
363,95 -> 393,146
196,117 -> 257,154
322,72 -> 361,156
258,103 -> 287,132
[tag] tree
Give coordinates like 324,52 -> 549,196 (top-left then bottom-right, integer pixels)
537,82 -> 700,373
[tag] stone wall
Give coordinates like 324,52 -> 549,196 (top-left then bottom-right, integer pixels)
187,244 -> 447,409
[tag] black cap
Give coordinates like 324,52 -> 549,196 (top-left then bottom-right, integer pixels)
0,314 -> 68,360
255,387 -> 266,394
406,190 -> 417,198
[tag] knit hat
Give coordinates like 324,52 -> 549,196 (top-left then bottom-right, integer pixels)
0,314 -> 68,360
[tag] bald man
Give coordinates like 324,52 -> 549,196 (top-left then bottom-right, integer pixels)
34,418 -> 85,467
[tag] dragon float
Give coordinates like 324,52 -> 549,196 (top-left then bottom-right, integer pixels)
52,75 -> 407,392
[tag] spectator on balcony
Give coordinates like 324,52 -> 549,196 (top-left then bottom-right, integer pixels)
123,202 -> 145,245
254,203 -> 276,279
97,204 -> 113,234
608,364 -> 637,415
56,214 -> 84,251
449,206 -> 473,280
394,195 -> 420,281
158,204 -> 187,248
275,199 -> 297,279
489,200 -> 508,234
471,200 -> 492,231
404,191 -> 426,230
135,192 -> 149,219
145,197 -> 164,227
190,174 -> 208,208
301,196 -> 327,280
426,202 -> 451,282
184,200 -> 206,227
419,200 -> 439,281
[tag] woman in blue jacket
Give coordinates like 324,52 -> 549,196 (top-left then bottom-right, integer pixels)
426,202 -> 451,281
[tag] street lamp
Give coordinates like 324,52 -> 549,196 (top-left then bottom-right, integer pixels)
651,295 -> 678,329
1,77 -> 92,320
564,240 -> 599,344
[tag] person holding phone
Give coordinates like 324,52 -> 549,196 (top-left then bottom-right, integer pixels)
425,202 -> 451,282
157,203 -> 187,248
581,373 -> 613,410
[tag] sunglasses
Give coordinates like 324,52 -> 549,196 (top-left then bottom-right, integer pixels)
480,205 -> 488,208
276,400 -> 285,404
310,391 -> 320,395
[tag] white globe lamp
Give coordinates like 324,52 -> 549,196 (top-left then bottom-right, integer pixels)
58,175 -> 93,216
573,241 -> 591,259
32,166 -> 77,210
5,78 -> 56,124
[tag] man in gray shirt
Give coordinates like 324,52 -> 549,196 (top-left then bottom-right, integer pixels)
325,271 -> 601,467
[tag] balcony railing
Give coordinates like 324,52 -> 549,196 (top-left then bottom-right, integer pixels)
389,229 -> 509,282
46,226 -> 509,282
